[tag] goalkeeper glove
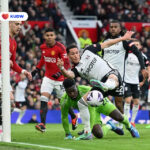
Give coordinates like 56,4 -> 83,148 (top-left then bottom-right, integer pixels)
65,133 -> 74,140
31,68 -> 40,78
52,72 -> 62,79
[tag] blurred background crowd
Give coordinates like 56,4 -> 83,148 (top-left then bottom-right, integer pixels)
9,0 -> 150,110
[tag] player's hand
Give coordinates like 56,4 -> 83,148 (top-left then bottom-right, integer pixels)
122,31 -> 134,41
57,58 -> 64,69
22,70 -> 32,81
141,69 -> 148,80
31,68 -> 40,78
10,60 -> 13,67
52,72 -> 62,79
65,133 -> 74,140
139,81 -> 144,87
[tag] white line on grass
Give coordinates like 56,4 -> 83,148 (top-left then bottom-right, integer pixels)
11,142 -> 74,150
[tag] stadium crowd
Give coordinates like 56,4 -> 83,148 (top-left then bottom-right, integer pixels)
9,0 -> 150,110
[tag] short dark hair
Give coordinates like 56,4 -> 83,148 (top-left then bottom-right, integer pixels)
44,28 -> 55,34
66,44 -> 78,54
109,20 -> 121,27
63,78 -> 76,89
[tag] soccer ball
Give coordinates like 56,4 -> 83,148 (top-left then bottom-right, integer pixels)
86,90 -> 104,107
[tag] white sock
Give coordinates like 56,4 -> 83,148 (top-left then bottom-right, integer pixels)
118,123 -> 123,129
16,110 -> 25,123
124,102 -> 130,119
77,98 -> 91,133
13,108 -> 21,113
131,104 -> 139,123
105,78 -> 117,90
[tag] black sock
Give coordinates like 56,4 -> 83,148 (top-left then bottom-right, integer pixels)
40,101 -> 48,125
69,107 -> 76,119
0,101 -> 2,125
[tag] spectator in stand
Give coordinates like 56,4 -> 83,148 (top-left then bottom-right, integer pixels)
79,31 -> 92,49
21,21 -> 31,36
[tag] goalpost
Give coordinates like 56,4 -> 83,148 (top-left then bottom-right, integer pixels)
0,0 -> 11,142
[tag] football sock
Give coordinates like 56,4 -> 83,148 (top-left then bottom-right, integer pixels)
124,102 -> 130,119
121,115 -> 131,129
78,98 -> 91,133
40,101 -> 48,124
69,107 -> 76,119
102,124 -> 111,136
131,104 -> 139,123
105,78 -> 117,90
16,110 -> 25,123
118,123 -> 123,129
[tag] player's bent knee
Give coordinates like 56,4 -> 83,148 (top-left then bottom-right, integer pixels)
40,95 -> 49,102
86,90 -> 104,107
92,124 -> 103,139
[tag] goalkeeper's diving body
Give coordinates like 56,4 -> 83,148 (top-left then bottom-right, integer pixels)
61,78 -> 124,140
61,79 -> 140,140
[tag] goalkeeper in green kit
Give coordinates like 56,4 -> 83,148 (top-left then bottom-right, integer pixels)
61,78 -> 125,139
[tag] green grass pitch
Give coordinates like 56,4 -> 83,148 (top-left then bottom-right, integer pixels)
0,124 -> 150,150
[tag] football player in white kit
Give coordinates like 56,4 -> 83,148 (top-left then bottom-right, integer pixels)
90,20 -> 147,129
57,31 -> 137,98
124,40 -> 150,127
13,74 -> 28,125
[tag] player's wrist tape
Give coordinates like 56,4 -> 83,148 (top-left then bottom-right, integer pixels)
60,66 -> 64,71
21,69 -> 26,74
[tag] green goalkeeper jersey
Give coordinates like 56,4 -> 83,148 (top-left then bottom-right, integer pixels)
60,85 -> 96,135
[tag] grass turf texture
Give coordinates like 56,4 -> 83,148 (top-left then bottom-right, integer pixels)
0,124 -> 150,150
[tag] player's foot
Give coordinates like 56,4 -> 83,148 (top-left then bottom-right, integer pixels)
107,120 -> 124,135
90,79 -> 108,92
145,125 -> 150,129
75,132 -> 93,140
16,120 -> 24,125
127,125 -> 140,138
35,123 -> 46,132
78,130 -> 84,135
72,115 -> 78,130
131,122 -> 135,127
0,129 -> 2,134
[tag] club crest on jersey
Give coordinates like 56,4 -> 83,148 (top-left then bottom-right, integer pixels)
85,55 -> 90,60
51,51 -> 55,56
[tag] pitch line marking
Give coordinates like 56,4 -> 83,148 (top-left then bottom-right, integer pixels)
11,142 -> 74,150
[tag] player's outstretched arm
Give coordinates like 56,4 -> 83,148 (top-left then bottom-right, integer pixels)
101,31 -> 134,49
57,58 -> 75,79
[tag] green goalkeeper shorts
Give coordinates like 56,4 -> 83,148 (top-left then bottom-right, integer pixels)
94,97 -> 116,125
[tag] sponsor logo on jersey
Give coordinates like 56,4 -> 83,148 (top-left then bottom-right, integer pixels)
51,51 -> 55,56
105,49 -> 119,54
83,57 -> 97,76
44,56 -> 56,63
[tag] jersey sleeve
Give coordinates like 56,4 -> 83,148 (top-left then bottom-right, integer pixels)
71,67 -> 80,78
123,41 -> 145,69
11,44 -> 22,73
60,94 -> 70,135
84,43 -> 102,55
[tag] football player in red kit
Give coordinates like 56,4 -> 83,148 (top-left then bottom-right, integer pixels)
0,21 -> 32,134
32,28 -> 77,132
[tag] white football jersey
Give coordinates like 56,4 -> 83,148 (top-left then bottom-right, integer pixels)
103,38 -> 126,79
124,53 -> 141,84
75,50 -> 114,81
15,80 -> 28,102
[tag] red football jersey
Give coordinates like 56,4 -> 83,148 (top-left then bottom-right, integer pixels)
0,37 -> 22,73
36,41 -> 70,81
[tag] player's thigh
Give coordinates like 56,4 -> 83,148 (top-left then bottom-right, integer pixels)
54,81 -> 65,99
40,77 -> 54,95
132,84 -> 140,99
96,97 -> 116,116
